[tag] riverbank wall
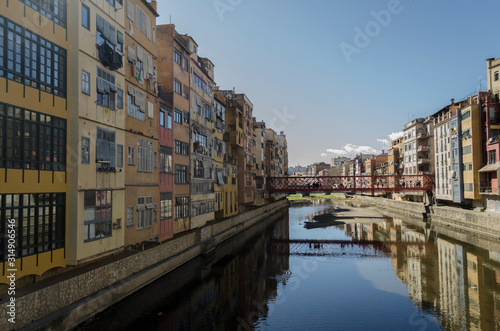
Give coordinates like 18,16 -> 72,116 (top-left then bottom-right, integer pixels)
0,199 -> 289,331
352,195 -> 500,237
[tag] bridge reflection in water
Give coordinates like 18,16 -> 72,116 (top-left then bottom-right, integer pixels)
267,175 -> 433,193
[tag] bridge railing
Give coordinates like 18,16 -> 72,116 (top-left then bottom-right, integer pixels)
267,175 -> 433,193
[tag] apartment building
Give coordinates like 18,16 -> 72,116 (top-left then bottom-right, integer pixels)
185,35 -> 215,228
403,117 -> 433,201
0,0 -> 69,283
157,87 -> 174,242
460,93 -> 487,207
221,90 -> 255,210
123,0 -> 159,247
432,105 -> 453,201
450,106 -> 464,204
156,24 -> 191,233
480,58 -> 500,211
388,137 -> 403,175
213,90 -> 238,218
254,120 -> 267,205
67,0 -> 127,264
213,90 -> 227,216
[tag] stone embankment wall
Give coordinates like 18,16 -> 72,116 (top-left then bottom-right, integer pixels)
354,195 -> 500,237
0,199 -> 289,331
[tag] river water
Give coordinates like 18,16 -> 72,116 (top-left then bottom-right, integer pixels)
77,200 -> 500,330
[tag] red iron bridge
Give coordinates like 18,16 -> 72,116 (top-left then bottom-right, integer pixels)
266,175 -> 433,193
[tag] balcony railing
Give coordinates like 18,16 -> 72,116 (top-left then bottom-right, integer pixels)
480,186 -> 498,194
417,132 -> 430,139
193,142 -> 210,156
224,154 -> 237,165
417,158 -> 430,164
417,145 -> 430,152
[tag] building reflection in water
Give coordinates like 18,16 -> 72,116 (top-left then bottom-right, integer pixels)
344,217 -> 500,330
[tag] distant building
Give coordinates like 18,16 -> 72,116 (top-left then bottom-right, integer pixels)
306,162 -> 330,176
388,137 -> 404,175
432,101 -> 460,202
331,157 -> 350,166
403,118 -> 434,202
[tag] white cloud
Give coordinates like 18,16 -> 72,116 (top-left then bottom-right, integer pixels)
388,131 -> 404,141
326,148 -> 348,155
324,143 -> 379,158
320,153 -> 327,157
377,138 -> 389,146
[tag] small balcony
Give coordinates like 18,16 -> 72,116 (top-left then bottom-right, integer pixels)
417,158 -> 430,165
417,132 -> 430,139
417,145 -> 430,152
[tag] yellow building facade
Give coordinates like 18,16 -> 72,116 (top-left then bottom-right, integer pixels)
67,0 -> 127,264
461,95 -> 485,205
0,0 -> 69,283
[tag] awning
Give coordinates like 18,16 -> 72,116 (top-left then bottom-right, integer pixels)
478,163 -> 500,172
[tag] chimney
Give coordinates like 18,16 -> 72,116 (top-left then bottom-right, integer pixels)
149,0 -> 157,11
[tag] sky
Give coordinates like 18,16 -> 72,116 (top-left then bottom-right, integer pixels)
156,0 -> 500,167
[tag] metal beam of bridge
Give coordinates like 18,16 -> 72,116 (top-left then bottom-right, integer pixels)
267,175 -> 433,193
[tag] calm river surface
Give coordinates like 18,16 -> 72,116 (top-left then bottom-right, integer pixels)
77,200 -> 500,330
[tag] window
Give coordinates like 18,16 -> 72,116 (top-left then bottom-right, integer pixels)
136,5 -> 151,39
193,73 -> 210,94
174,109 -> 182,123
117,144 -> 123,167
160,110 -> 165,127
127,206 -> 134,227
204,104 -> 212,120
117,88 -> 123,109
105,0 -> 115,7
19,0 -> 67,27
175,196 -> 189,219
96,127 -> 116,168
183,85 -> 189,99
193,45 -> 197,53
84,191 -> 112,241
82,137 -> 90,163
183,110 -> 190,123
82,4 -> 90,30
174,50 -> 181,65
495,71 -> 499,81
160,146 -> 172,173
192,201 -> 214,217
137,138 -> 153,172
463,145 -> 472,155
175,165 -> 188,184
127,86 -> 145,120
0,193 -> 65,262
489,150 -> 497,164
175,140 -> 189,155
174,80 -> 182,95
128,146 -> 135,165
0,103 -> 66,170
136,196 -> 153,229
160,193 -> 172,220
167,113 -> 172,129
0,15 -> 67,97
462,110 -> 471,120
182,57 -> 188,70
96,67 -> 116,109
117,31 -> 124,53
194,160 -> 204,178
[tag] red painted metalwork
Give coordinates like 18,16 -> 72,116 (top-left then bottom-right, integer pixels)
267,175 -> 433,193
